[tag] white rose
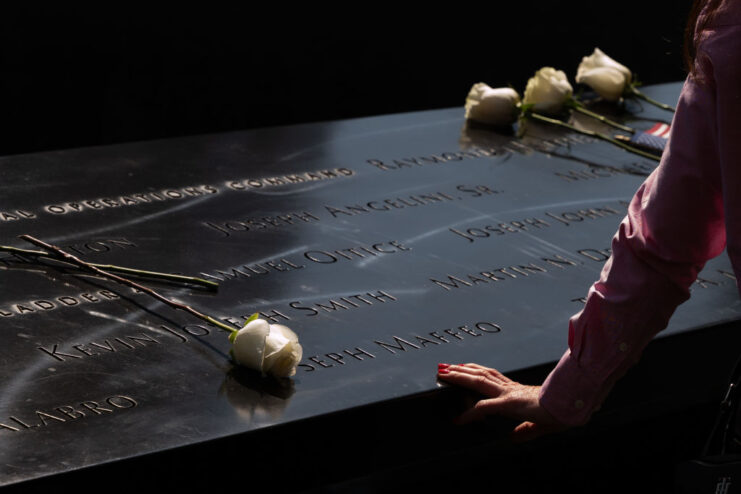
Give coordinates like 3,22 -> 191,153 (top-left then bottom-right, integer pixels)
576,48 -> 632,101
232,319 -> 303,377
522,67 -> 573,115
578,47 -> 632,84
464,83 -> 520,125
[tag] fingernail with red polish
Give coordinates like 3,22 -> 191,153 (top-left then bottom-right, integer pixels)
438,368 -> 450,375
438,363 -> 450,368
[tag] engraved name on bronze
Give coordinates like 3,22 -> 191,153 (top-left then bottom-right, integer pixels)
205,185 -> 501,239
553,163 -> 654,182
366,148 -> 501,172
303,241 -> 411,264
225,167 -> 354,190
222,310 -> 288,327
431,255 -> 578,291
38,333 -> 162,362
450,217 -> 550,243
0,289 -> 120,319
366,135 -> 598,172
449,204 -> 627,243
324,193 -> 455,217
544,204 -> 625,226
298,321 -> 502,372
528,133 -> 599,154
324,185 -> 500,219
577,248 -> 612,262
62,237 -> 138,256
0,209 -> 37,223
36,167 -> 355,217
0,395 -> 137,433
221,290 -> 398,326
204,211 -> 321,237
44,184 -> 219,215
202,241 -> 411,284
201,258 -> 305,283
288,290 -> 397,317
502,132 -> 597,157
37,324 -> 218,362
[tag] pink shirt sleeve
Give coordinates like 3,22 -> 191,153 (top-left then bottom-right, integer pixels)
539,8 -> 741,426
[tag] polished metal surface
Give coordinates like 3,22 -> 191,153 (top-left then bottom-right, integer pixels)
1,82 -> 737,486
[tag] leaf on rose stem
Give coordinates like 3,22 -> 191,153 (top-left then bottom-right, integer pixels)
244,312 -> 260,326
516,116 -> 529,138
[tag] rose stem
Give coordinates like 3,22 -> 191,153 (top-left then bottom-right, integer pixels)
0,244 -> 219,291
19,235 -> 237,335
626,86 -> 676,112
526,112 -> 660,162
566,99 -> 636,134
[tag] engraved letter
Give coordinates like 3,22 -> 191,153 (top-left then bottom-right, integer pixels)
475,322 -> 502,333
365,291 -> 396,303
38,345 -> 83,362
344,348 -> 375,361
79,402 -> 113,415
325,353 -> 345,365
260,310 -> 290,323
449,228 -> 474,242
36,411 -> 65,425
375,336 -> 420,354
430,275 -> 472,290
106,396 -> 138,409
55,406 -> 85,419
289,302 -> 320,317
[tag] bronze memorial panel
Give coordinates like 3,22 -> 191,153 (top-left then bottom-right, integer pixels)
0,82 -> 739,488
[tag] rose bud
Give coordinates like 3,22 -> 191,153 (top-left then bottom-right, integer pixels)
232,318 -> 303,378
523,67 -> 574,115
576,48 -> 632,101
464,83 -> 521,126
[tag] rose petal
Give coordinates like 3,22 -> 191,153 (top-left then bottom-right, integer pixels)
576,67 -> 626,101
464,83 -> 520,126
265,340 -> 303,377
263,324 -> 303,377
523,67 -> 573,115
269,324 -> 300,344
576,48 -> 632,99
232,319 -> 270,371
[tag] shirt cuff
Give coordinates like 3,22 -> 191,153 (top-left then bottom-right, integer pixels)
539,349 -> 604,427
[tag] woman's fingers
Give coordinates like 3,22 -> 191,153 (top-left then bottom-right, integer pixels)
460,363 -> 507,380
439,363 -> 508,384
437,366 -> 503,396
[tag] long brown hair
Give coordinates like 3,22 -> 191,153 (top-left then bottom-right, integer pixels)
684,0 -> 724,73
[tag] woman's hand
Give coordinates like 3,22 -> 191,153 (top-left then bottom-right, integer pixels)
437,363 -> 566,442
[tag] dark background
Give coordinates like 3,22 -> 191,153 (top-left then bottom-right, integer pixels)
0,3 -> 693,157
3,4 -> 737,492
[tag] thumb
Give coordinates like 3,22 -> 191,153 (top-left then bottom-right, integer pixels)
510,421 -> 548,443
510,420 -> 565,443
